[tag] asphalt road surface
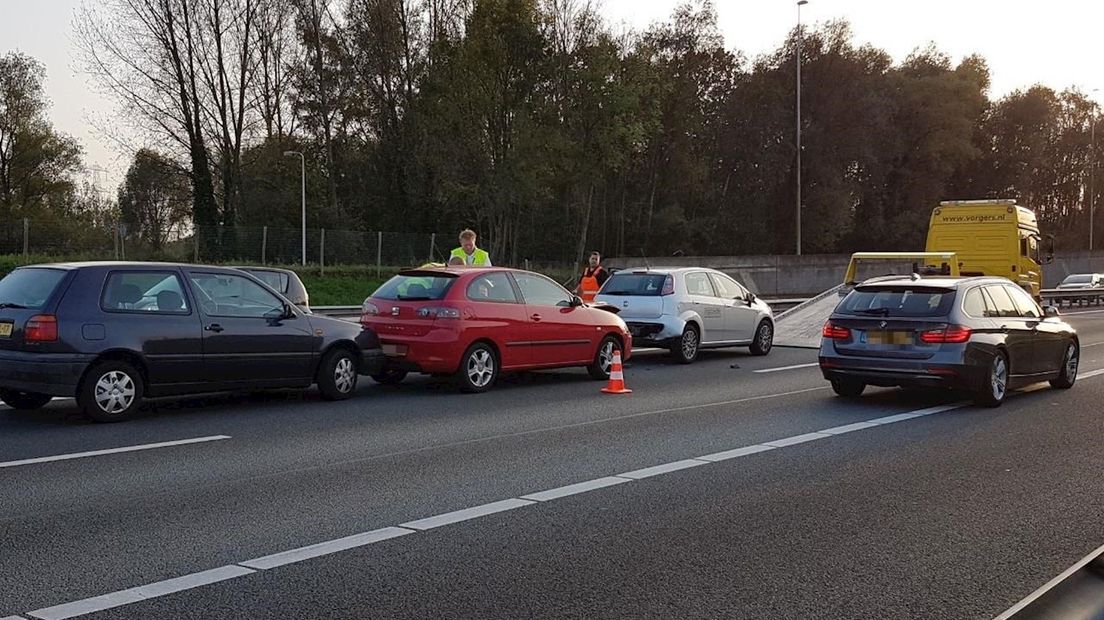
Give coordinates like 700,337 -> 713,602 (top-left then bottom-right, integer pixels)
3,309 -> 1104,620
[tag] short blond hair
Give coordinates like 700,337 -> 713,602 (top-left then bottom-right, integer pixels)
459,229 -> 477,242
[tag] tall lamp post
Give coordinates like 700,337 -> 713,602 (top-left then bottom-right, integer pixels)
284,151 -> 306,266
1091,89 -> 1099,252
796,0 -> 808,256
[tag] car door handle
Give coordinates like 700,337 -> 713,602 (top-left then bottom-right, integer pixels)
205,324 -> 224,333
999,325 -> 1010,333
530,314 -> 542,322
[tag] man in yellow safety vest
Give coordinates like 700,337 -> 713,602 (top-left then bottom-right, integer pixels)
450,229 -> 492,266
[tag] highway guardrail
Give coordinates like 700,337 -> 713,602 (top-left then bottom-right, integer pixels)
1040,288 -> 1104,307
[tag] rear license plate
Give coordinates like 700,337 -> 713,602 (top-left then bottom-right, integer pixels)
381,343 -> 408,357
0,323 -> 12,338
863,331 -> 911,345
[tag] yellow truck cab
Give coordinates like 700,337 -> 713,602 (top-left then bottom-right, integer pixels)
924,199 -> 1054,298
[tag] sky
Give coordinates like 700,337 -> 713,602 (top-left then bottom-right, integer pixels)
1,0 -> 1101,191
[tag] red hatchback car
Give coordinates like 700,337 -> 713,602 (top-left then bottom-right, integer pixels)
360,267 -> 632,392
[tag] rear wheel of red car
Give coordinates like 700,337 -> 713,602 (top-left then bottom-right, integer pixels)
80,361 -> 144,423
371,369 -> 408,385
0,389 -> 52,410
830,378 -> 866,398
455,342 -> 498,393
587,336 -> 621,380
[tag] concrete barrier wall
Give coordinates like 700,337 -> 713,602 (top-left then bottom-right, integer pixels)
606,252 -> 1104,297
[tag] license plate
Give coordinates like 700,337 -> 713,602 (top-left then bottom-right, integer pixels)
381,343 -> 408,357
0,323 -> 11,338
864,331 -> 911,345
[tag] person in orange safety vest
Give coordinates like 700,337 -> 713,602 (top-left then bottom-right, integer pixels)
574,251 -> 610,303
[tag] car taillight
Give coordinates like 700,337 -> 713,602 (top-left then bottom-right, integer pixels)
920,325 -> 972,344
661,275 -> 674,296
25,315 -> 57,343
417,306 -> 460,319
822,321 -> 851,340
361,301 -> 380,317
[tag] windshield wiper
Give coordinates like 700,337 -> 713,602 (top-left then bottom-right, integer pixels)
854,308 -> 891,316
0,302 -> 29,309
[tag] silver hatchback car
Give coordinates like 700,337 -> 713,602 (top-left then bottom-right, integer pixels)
595,267 -> 775,363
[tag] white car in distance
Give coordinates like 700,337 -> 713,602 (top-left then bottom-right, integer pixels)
595,267 -> 775,363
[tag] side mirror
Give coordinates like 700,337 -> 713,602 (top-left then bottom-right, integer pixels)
1044,305 -> 1060,318
570,295 -> 584,307
746,292 -> 757,303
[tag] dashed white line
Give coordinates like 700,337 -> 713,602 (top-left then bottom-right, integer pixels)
1082,341 -> 1104,348
240,527 -> 415,570
14,371 -> 1104,620
26,566 -> 254,620
993,541 -> 1104,620
400,498 -> 535,531
2,615 -> 28,620
521,477 -> 631,502
0,436 -> 232,469
753,363 -> 819,374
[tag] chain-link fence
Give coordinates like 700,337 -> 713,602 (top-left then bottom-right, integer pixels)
1,219 -> 576,273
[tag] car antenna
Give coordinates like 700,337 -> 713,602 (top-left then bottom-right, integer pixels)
639,249 -> 651,272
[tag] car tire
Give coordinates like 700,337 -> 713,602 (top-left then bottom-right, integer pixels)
0,389 -> 52,411
371,369 -> 408,385
670,324 -> 700,364
1050,341 -> 1079,389
587,336 -> 622,380
830,379 -> 865,398
974,352 -> 1008,408
749,320 -> 773,356
455,342 -> 498,393
79,361 -> 144,423
318,348 -> 359,401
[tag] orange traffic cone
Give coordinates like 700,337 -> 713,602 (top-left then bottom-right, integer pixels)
602,350 -> 632,394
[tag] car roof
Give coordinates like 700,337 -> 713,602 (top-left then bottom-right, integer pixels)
615,267 -> 716,275
26,261 -> 256,272
856,275 -> 1007,289
398,266 -> 529,277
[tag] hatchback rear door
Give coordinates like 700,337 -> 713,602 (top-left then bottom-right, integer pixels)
828,285 -> 959,360
0,267 -> 71,354
595,272 -> 667,319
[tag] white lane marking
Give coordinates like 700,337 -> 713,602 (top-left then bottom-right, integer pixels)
992,541 -> 1104,620
0,436 -> 232,470
520,477 -> 631,502
26,566 -> 253,620
240,527 -> 414,570
1082,342 -> 1104,348
618,459 -> 709,480
2,616 -> 28,620
754,363 -> 819,374
400,498 -> 535,531
697,444 -> 777,462
764,432 -> 831,447
19,372 -> 1104,620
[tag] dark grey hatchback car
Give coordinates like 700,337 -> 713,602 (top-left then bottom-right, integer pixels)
0,262 -> 384,422
819,276 -> 1078,407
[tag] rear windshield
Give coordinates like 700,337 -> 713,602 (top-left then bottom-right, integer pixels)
1062,275 -> 1093,284
0,268 -> 67,310
602,273 -> 667,296
245,269 -> 290,293
837,286 -> 956,318
373,274 -> 456,301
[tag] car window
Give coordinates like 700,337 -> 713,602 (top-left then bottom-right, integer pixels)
709,273 -> 746,300
246,269 -> 290,293
374,274 -> 456,301
1005,285 -> 1041,318
685,272 -> 716,297
983,285 -> 1020,318
962,288 -> 990,318
837,286 -> 956,317
102,272 -> 190,314
190,273 -> 286,319
514,273 -> 572,307
466,272 -> 518,303
0,268 -> 67,310
601,273 -> 668,296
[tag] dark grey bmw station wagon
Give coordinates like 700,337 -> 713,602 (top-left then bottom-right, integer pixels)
819,276 -> 1079,407
0,262 -> 384,422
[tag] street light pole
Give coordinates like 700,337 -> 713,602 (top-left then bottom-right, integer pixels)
284,151 -> 306,266
1091,89 -> 1098,252
796,0 -> 808,256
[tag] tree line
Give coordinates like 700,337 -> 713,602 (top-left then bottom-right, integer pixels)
1,0 -> 1099,264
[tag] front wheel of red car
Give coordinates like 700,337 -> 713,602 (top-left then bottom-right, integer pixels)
587,336 -> 622,380
455,343 -> 499,393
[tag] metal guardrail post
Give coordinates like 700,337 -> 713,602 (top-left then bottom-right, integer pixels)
261,226 -> 267,264
429,233 -> 435,262
376,231 -> 382,278
22,218 -> 28,258
320,228 -> 325,276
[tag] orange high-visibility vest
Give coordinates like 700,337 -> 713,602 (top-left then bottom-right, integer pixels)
579,266 -> 606,302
